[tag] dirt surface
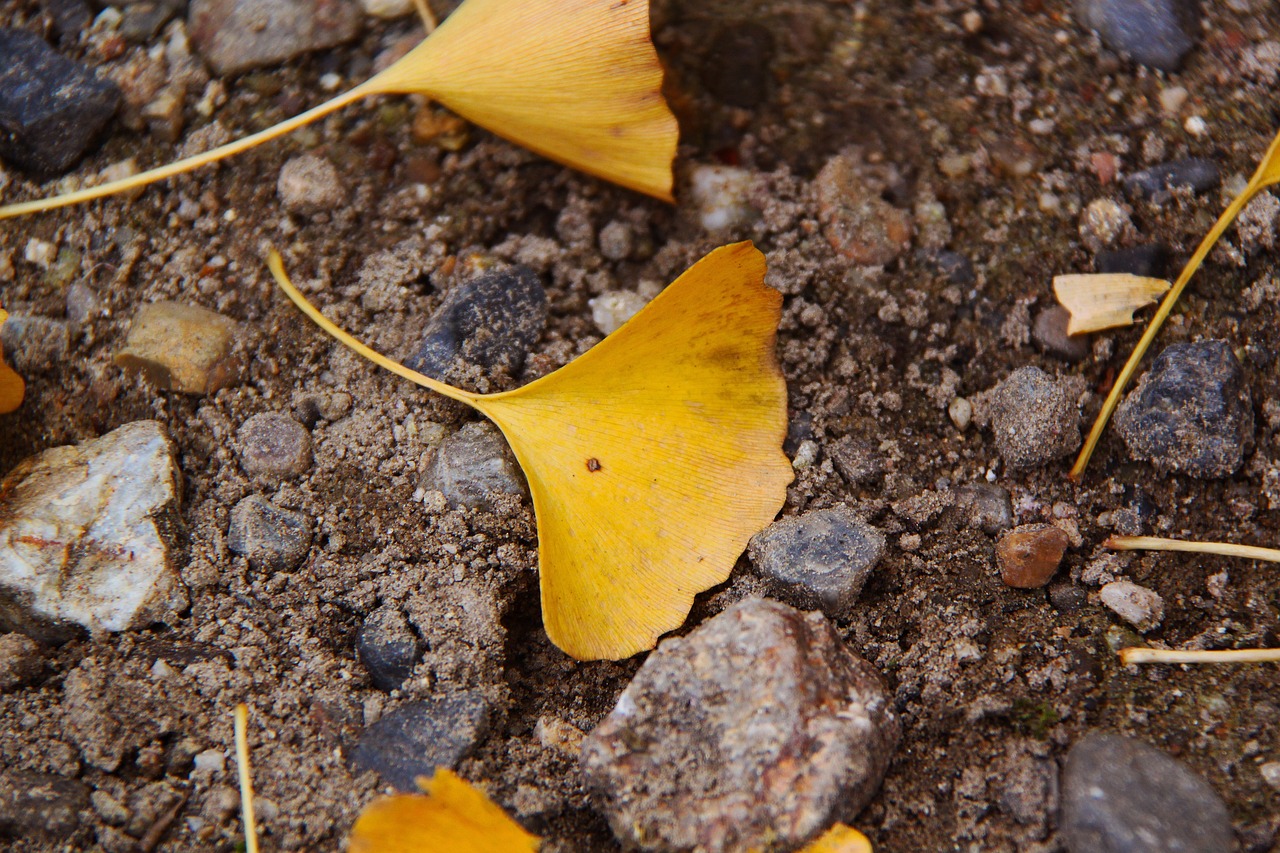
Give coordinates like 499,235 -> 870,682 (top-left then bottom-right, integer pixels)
2,0 -> 1280,850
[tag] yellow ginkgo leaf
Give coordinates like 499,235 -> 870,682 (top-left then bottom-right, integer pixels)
1052,273 -> 1170,335
0,309 -> 25,414
269,241 -> 792,660
801,824 -> 875,853
347,770 -> 540,853
0,0 -> 677,220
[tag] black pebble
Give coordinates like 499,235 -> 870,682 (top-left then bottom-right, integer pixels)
357,606 -> 423,692
348,693 -> 491,792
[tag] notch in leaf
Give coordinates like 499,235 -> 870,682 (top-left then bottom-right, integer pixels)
269,242 -> 793,660
0,0 -> 678,220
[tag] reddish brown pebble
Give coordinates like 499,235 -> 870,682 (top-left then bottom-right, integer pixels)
815,154 -> 913,267
997,523 -> 1070,588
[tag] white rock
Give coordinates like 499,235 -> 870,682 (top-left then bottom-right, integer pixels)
688,164 -> 758,232
1099,580 -> 1164,633
277,153 -> 347,215
361,0 -> 414,18
589,290 -> 648,336
193,749 -> 226,774
0,420 -> 187,637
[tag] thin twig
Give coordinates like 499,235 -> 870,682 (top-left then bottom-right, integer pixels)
412,0 -> 437,33
1105,535 -> 1280,563
1121,647 -> 1280,665
234,703 -> 260,853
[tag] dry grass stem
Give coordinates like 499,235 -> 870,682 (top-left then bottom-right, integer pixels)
1104,534 -> 1280,563
1120,647 -> 1280,665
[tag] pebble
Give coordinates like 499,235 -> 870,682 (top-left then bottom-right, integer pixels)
361,0 -> 414,19
0,314 -> 70,374
404,265 -> 546,385
698,21 -> 775,108
828,434 -> 887,487
1260,761 -> 1280,792
0,29 -> 121,173
1099,580 -> 1163,632
990,367 -> 1081,470
1095,243 -> 1167,277
948,396 -> 973,431
1078,198 -> 1132,253
588,291 -> 647,336
1074,0 -> 1200,71
0,421 -> 187,640
277,153 -> 347,214
952,482 -> 1014,535
419,422 -> 527,512
114,301 -> 242,395
0,632 -> 43,692
1125,158 -> 1220,202
688,164 -> 760,232
580,598 -> 899,853
226,495 -> 313,571
348,693 -> 491,792
816,154 -> 913,266
925,249 -> 976,285
1049,583 -> 1089,614
1115,340 -> 1254,478
1061,731 -> 1231,852
356,605 -> 423,692
747,507 -> 886,619
43,0 -> 93,40
188,0 -> 363,76
118,0 -> 184,43
997,523 -> 1070,589
1033,306 -> 1091,362
237,412 -> 313,480
0,771 -> 90,842
597,220 -> 634,261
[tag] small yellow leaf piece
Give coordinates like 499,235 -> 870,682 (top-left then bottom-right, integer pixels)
0,0 -> 677,219
801,824 -> 875,853
1052,273 -> 1171,335
0,309 -> 25,414
269,242 -> 791,660
347,770 -> 539,853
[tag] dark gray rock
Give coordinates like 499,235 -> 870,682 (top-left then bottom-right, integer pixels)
237,412 -> 312,480
581,598 -> 899,853
952,483 -> 1014,535
1075,0 -> 1200,71
420,422 -> 527,512
699,21 -> 774,108
1034,305 -> 1091,362
748,507 -> 886,619
0,29 -> 120,173
1115,340 -> 1254,478
404,265 -> 547,386
1096,244 -> 1167,277
188,0 -> 363,76
357,606 -> 423,692
1049,583 -> 1089,614
348,693 -> 490,792
829,434 -> 887,487
1125,158 -> 1220,202
0,771 -> 90,842
991,367 -> 1081,470
227,495 -> 312,571
1062,731 -> 1232,853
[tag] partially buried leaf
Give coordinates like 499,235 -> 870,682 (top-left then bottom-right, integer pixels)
0,0 -> 677,219
802,824 -> 875,853
268,242 -> 792,660
347,769 -> 539,853
0,309 -> 24,414
1053,273 -> 1170,335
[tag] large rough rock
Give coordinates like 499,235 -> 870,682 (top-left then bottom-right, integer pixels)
0,421 -> 187,641
188,0 -> 363,76
581,598 -> 899,853
990,367 -> 1082,470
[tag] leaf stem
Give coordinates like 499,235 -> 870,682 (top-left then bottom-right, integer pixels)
234,704 -> 260,853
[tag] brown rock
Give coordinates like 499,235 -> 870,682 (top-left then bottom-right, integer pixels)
816,154 -> 913,266
114,301 -> 241,395
0,633 -> 43,692
188,0 -> 363,77
997,523 -> 1070,588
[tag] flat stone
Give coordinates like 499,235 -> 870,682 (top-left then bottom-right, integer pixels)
357,605 -> 423,692
0,632 -> 43,692
1061,731 -> 1232,852
277,153 -> 347,215
1099,580 -> 1163,632
348,693 -> 490,792
0,421 -> 187,641
816,154 -> 913,266
0,29 -> 121,173
997,523 -> 1070,589
748,507 -> 886,619
188,0 -> 363,76
226,495 -> 312,571
0,770 -> 90,842
1125,158 -> 1219,202
991,367 -> 1081,470
419,422 -> 527,512
237,412 -> 312,480
952,483 -> 1014,535
1074,0 -> 1199,72
581,598 -> 899,853
404,265 -> 547,387
114,301 -> 242,395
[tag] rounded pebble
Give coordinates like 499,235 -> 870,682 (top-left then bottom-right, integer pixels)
997,523 -> 1070,589
226,495 -> 313,571
588,291 -> 647,336
357,605 -> 423,692
277,153 -> 348,215
991,367 -> 1082,470
237,412 -> 313,480
1074,0 -> 1200,71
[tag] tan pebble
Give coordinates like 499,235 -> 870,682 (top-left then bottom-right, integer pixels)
997,523 -> 1070,588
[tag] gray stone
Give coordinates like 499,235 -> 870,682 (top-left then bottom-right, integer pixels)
237,412 -> 312,480
0,314 -> 70,375
598,220 -> 634,261
227,495 -> 312,571
277,153 -> 347,215
1075,0 -> 1199,72
1033,305 -> 1090,362
829,434 -> 887,487
0,633 -> 43,692
952,482 -> 1014,535
1115,340 -> 1253,478
1099,580 -> 1164,632
0,421 -> 187,641
0,771 -> 90,842
118,0 -> 185,43
0,29 -> 120,173
1062,731 -> 1232,853
991,367 -> 1081,470
420,422 -> 527,512
1125,158 -> 1219,202
348,693 -> 490,792
748,507 -> 886,619
404,265 -> 547,386
997,523 -> 1070,589
114,301 -> 242,396
581,598 -> 899,853
357,605 -> 422,692
1096,244 -> 1167,277
188,0 -> 363,76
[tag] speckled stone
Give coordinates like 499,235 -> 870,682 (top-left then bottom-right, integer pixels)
277,153 -> 348,214
419,421 -> 527,512
991,367 -> 1081,470
114,301 -> 241,395
226,495 -> 312,571
237,412 -> 312,480
357,606 -> 422,692
581,598 -> 899,853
